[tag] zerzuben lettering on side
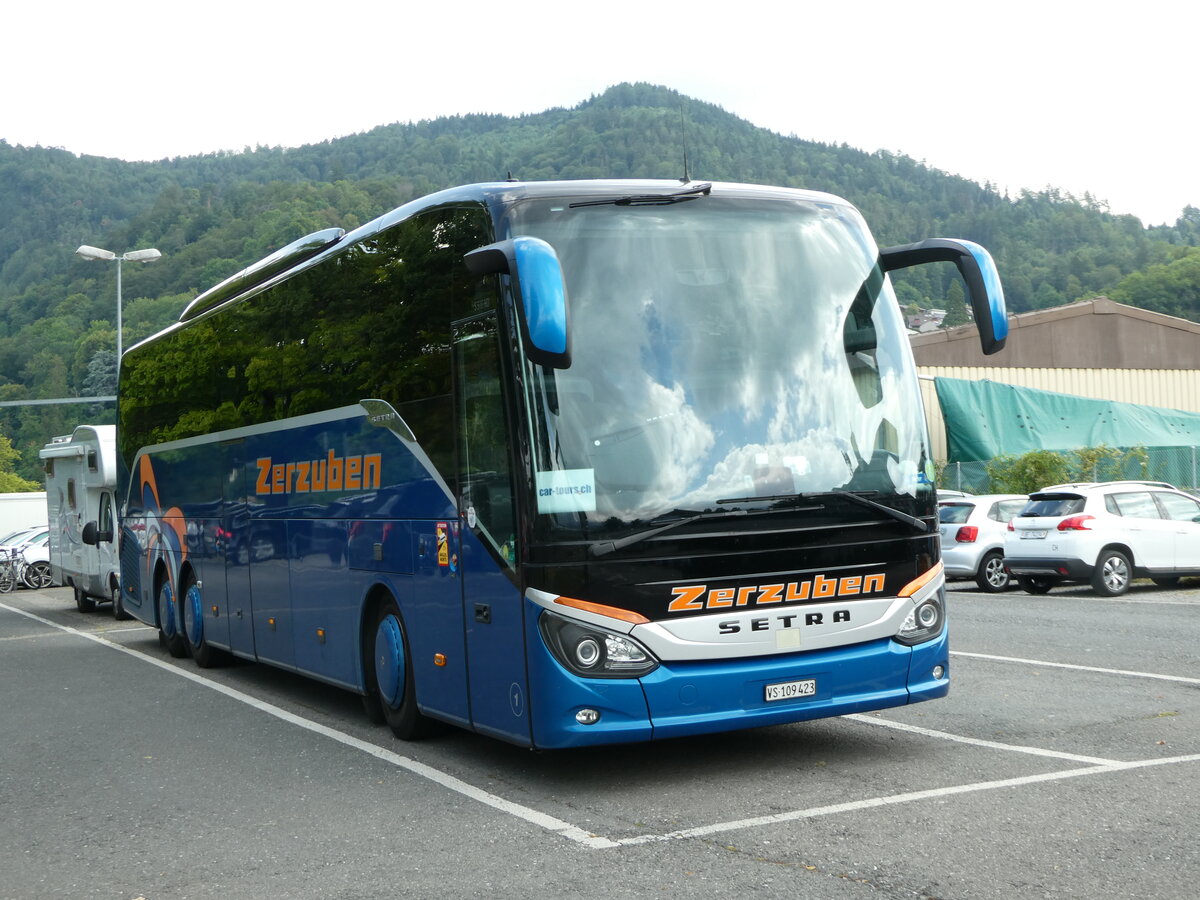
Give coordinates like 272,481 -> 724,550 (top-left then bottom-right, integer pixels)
255,450 -> 382,496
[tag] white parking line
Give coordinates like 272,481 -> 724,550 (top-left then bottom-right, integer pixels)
613,753 -> 1200,846
844,713 -> 1120,765
4,600 -> 1197,850
0,601 -> 617,850
952,650 -> 1200,686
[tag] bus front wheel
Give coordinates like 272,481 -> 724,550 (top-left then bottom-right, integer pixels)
367,598 -> 434,740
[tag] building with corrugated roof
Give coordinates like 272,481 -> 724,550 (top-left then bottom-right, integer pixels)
910,298 -> 1200,461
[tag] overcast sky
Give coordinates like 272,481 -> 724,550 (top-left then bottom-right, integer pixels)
3,0 -> 1195,226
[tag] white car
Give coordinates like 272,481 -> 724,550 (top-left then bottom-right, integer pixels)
8,531 -> 52,589
938,494 -> 1028,592
1005,481 -> 1200,596
0,526 -> 48,551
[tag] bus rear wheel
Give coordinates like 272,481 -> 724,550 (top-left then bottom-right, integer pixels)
367,598 -> 434,740
156,577 -> 188,658
182,572 -> 228,668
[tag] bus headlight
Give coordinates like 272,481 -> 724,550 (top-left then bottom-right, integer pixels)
895,587 -> 946,646
539,611 -> 659,678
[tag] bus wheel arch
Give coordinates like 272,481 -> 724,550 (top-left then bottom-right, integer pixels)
362,589 -> 435,740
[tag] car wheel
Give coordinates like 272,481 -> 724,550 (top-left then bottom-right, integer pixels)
1017,575 -> 1056,595
24,560 -> 53,590
1091,550 -> 1131,597
975,550 -> 1011,593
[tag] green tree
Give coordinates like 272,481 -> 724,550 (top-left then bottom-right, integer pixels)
0,433 -> 40,491
985,450 -> 1071,494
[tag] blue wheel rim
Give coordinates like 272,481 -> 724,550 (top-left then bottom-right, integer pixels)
374,614 -> 405,709
185,583 -> 203,646
159,581 -> 177,638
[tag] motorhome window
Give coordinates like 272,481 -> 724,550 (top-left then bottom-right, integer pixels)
87,450 -> 98,471
67,479 -> 77,510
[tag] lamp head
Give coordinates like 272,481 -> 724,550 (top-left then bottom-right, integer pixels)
123,248 -> 162,262
75,245 -> 116,261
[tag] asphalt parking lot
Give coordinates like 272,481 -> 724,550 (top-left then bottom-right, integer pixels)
1,581 -> 1197,899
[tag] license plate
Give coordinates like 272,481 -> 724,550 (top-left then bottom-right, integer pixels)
764,678 -> 816,702
1020,530 -> 1048,539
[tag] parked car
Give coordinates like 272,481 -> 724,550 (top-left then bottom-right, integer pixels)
0,526 -> 48,551
1004,481 -> 1200,596
938,494 -> 1028,591
937,489 -> 974,501
0,528 -> 52,590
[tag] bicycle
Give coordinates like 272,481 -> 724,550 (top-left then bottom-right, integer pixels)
0,549 -> 17,593
0,547 -> 52,592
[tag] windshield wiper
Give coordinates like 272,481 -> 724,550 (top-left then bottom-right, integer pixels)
589,506 -> 748,558
716,491 -> 931,533
569,183 -> 712,208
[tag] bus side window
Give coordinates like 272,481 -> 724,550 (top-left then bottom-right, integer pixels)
454,315 -> 517,567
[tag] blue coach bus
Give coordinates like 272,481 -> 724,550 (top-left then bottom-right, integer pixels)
99,180 -> 1006,748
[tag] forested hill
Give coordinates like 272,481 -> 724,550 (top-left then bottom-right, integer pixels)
1,81 -> 1199,480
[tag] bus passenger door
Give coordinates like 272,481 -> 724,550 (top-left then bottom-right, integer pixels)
454,315 -> 531,745
222,441 -> 256,658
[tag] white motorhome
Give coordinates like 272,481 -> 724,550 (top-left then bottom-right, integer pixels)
39,425 -> 124,616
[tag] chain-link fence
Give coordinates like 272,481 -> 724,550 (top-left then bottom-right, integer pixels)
938,446 -> 1200,495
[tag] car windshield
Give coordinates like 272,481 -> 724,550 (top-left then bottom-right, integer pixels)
938,503 -> 974,524
505,191 -> 933,544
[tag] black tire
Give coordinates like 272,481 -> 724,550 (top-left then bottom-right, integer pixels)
111,581 -> 132,620
181,571 -> 228,668
1151,576 -> 1181,589
74,583 -> 97,613
365,598 -> 435,740
1017,575 -> 1057,595
975,550 -> 1011,593
1091,550 -> 1132,597
24,560 -> 53,590
156,576 -> 189,658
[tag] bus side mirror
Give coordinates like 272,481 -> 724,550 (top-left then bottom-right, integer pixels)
465,237 -> 571,368
82,521 -> 113,545
880,238 -> 1008,355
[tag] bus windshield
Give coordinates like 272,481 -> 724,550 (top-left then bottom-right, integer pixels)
506,193 -> 933,544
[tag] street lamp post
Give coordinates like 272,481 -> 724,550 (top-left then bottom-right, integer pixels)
75,244 -> 162,362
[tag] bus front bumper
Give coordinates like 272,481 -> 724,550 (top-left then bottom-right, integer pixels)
526,607 -> 949,749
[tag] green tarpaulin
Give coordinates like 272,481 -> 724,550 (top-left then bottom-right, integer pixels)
935,377 -> 1200,462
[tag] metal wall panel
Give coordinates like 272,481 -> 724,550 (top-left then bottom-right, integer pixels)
918,367 -> 1200,461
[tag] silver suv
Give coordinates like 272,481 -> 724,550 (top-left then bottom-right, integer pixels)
1004,481 -> 1200,596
